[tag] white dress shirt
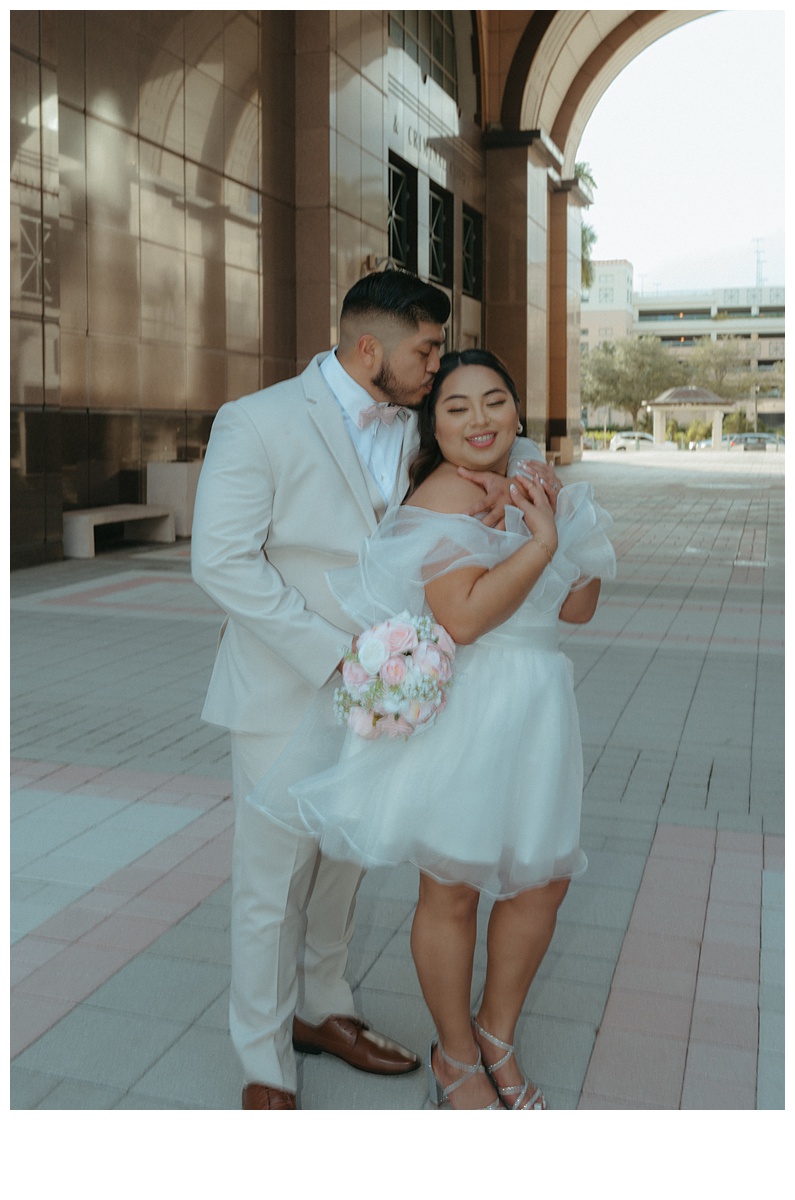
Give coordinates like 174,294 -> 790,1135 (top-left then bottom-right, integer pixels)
320,350 -> 407,503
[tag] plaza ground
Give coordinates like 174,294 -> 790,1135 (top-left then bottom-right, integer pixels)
10,448 -> 785,1111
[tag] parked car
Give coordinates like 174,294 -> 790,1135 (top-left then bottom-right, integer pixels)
610,431 -> 677,451
728,432 -> 784,451
688,437 -> 731,450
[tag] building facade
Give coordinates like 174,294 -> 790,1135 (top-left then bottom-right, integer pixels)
581,262 -> 785,428
10,9 -> 712,567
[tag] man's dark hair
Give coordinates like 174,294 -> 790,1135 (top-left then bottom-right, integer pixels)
341,269 -> 450,328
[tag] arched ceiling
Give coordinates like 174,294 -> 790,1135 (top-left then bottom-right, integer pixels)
492,9 -> 715,178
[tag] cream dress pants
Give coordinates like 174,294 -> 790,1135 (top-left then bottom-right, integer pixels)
229,731 -> 364,1092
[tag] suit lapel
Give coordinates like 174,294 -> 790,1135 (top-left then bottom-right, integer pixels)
302,355 -> 381,531
392,413 -> 420,508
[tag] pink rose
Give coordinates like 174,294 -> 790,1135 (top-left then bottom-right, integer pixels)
379,654 -> 407,687
436,654 -> 453,685
384,620 -> 419,654
382,713 -> 414,739
432,624 -> 456,659
343,658 -> 374,694
347,706 -> 382,740
411,641 -> 446,680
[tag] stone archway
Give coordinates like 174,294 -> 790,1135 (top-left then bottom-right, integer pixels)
480,10 -> 714,452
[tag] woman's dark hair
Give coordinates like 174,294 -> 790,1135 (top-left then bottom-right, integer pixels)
341,269 -> 451,329
407,349 -> 522,494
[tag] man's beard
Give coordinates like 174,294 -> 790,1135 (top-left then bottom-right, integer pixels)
370,358 -> 421,408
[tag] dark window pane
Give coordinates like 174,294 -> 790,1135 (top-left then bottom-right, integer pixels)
462,205 -> 483,300
388,155 -> 417,272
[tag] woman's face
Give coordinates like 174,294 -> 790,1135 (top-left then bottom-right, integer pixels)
432,364 -> 519,474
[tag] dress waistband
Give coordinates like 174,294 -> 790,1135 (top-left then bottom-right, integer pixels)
478,624 -> 560,651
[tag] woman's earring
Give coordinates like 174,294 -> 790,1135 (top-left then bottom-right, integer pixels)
517,421 -> 523,434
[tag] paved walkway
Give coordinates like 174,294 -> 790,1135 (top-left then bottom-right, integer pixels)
10,449 -> 785,1110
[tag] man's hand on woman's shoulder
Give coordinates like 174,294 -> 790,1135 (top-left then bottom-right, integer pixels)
456,467 -> 514,528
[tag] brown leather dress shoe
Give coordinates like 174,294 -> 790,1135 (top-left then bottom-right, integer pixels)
293,1015 -> 420,1076
242,1083 -> 297,1109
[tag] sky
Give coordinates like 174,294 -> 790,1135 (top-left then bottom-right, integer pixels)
575,6 -> 786,294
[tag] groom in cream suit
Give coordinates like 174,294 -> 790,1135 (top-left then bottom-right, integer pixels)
192,271 -> 551,1108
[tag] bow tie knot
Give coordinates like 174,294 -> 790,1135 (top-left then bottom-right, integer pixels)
356,403 -> 407,429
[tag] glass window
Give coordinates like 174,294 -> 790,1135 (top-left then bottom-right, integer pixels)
428,183 -> 453,287
20,210 -> 54,302
389,11 -> 458,100
388,154 -> 417,271
462,205 -> 482,300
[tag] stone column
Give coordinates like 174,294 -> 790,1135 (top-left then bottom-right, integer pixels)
483,133 -> 555,447
712,410 -> 724,450
295,11 -> 333,369
653,408 -> 667,444
548,178 -> 590,458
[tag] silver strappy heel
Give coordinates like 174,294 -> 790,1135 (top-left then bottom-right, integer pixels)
427,1039 -> 501,1109
472,1019 -> 548,1110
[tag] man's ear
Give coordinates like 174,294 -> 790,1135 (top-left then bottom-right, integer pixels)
357,332 -> 382,370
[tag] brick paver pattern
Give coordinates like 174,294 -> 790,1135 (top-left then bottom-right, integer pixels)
10,450 -> 784,1109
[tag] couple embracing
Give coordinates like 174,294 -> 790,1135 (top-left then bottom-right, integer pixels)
191,270 -> 615,1110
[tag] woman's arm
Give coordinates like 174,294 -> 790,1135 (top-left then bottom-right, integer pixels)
559,577 -> 601,624
420,475 -> 558,645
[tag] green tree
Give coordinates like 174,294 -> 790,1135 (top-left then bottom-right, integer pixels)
581,222 -> 597,290
581,336 -> 688,429
722,411 -> 754,434
575,162 -> 597,291
686,336 -> 755,400
685,418 -> 712,445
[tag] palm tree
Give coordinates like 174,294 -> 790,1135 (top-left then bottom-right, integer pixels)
575,162 -> 597,291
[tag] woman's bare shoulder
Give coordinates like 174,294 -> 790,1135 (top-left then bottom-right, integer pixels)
405,462 -> 484,515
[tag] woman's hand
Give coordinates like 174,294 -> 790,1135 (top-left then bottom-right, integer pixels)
508,475 -> 558,555
513,460 -> 562,513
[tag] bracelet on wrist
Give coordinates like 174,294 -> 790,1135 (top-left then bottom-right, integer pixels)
532,537 -> 554,565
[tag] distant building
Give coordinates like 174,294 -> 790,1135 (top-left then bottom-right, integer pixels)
580,260 -> 635,355
581,261 -> 785,429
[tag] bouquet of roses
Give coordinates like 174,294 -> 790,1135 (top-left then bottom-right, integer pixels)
334,612 -> 456,740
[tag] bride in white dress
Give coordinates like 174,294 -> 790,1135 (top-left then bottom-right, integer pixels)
249,350 -> 615,1109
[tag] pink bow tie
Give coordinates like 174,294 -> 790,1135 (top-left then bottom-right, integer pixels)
356,403 -> 407,429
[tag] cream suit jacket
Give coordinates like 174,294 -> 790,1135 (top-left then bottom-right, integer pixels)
191,353 -> 419,741
191,352 -> 546,745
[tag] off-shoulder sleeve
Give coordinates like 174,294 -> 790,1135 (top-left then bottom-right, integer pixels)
328,484 -> 616,628
553,481 -> 616,587
501,480 -> 615,609
326,507 -> 528,627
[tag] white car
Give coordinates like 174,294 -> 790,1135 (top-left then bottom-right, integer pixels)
688,437 -> 731,450
610,431 -> 677,451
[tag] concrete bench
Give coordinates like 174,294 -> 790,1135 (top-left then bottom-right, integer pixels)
62,504 -> 176,559
546,451 -> 562,466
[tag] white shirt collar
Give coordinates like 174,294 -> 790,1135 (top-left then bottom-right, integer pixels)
320,348 -> 379,425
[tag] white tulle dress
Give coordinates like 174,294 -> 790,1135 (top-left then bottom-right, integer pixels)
247,481 -> 616,900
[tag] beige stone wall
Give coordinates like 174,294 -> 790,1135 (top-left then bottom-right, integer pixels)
11,7 -> 597,565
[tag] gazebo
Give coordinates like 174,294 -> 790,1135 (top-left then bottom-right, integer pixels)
645,386 -> 738,450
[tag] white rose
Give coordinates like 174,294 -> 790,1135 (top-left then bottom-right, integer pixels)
357,631 -> 389,675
